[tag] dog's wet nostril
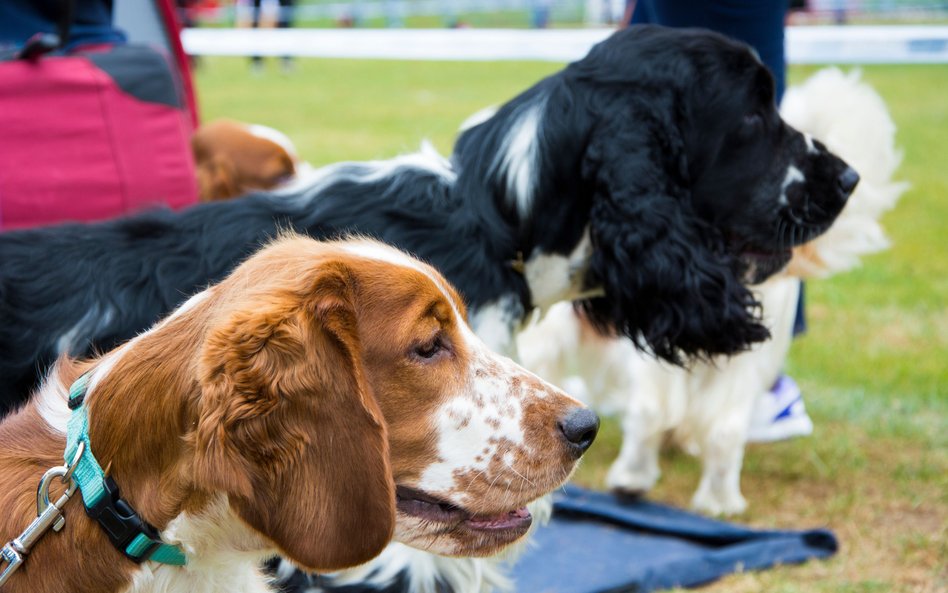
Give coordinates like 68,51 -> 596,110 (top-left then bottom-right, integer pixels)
837,166 -> 860,196
558,408 -> 600,455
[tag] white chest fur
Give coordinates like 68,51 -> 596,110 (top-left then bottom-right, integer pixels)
122,497 -> 275,593
523,227 -> 598,313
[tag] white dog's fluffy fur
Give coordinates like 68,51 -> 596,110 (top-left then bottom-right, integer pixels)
517,68 -> 908,515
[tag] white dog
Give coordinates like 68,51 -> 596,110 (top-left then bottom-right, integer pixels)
517,68 -> 908,515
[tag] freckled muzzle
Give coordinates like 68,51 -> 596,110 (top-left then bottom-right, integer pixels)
389,354 -> 599,557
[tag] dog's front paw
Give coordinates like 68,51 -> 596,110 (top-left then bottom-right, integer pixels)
606,460 -> 659,495
691,487 -> 747,516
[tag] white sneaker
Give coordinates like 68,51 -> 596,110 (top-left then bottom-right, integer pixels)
747,375 -> 814,443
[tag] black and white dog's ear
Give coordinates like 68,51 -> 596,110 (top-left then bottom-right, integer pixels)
578,101 -> 770,363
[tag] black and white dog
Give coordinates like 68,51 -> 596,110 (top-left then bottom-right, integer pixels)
1,26 -> 855,411
1,26 -> 855,591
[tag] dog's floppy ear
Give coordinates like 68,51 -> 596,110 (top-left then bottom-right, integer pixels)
195,154 -> 239,201
193,264 -> 394,571
577,97 -> 769,363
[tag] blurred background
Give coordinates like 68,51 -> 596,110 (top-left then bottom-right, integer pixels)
178,0 -> 948,29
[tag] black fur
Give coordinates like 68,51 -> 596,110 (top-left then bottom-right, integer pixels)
0,25 -> 855,417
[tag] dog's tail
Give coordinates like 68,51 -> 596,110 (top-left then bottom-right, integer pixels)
780,68 -> 909,278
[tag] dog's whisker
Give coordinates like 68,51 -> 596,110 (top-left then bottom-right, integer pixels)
508,466 -> 536,489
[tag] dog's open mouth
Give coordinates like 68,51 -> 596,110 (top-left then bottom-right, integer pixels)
395,486 -> 533,534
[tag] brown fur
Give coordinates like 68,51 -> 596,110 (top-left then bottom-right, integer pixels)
0,390 -> 136,593
357,281 -> 468,487
192,119 -> 297,201
0,236 -> 490,592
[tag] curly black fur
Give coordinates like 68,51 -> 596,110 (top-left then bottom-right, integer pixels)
0,26 -> 855,419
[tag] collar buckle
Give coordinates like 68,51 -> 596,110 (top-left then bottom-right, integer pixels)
83,476 -> 163,564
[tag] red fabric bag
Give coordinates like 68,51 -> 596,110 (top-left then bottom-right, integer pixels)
0,44 -> 198,230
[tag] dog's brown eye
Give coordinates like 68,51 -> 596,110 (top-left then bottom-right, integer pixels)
413,337 -> 444,360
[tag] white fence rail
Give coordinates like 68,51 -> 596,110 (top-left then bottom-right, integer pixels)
787,25 -> 948,62
181,25 -> 948,63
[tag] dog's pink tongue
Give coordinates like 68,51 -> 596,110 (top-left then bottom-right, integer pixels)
467,507 -> 531,529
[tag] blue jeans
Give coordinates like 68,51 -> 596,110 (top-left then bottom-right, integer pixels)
630,0 -> 787,103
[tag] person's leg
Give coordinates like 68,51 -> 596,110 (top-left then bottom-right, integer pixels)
631,0 -> 786,102
277,0 -> 293,28
250,0 -> 264,72
793,282 -> 807,336
278,0 -> 295,72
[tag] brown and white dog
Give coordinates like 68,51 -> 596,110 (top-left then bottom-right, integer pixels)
192,119 -> 301,201
518,68 -> 905,515
0,236 -> 596,593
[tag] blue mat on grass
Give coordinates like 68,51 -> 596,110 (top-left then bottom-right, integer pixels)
511,486 -> 837,593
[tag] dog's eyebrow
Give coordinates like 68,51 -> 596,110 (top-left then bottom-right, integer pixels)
421,299 -> 443,320
342,241 -> 468,328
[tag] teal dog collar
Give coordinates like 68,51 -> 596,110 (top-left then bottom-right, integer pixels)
65,374 -> 187,566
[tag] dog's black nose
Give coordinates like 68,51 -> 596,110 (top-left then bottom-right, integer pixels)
559,408 -> 600,455
838,166 -> 860,196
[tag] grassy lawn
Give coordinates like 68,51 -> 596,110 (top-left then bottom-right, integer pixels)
195,58 -> 947,592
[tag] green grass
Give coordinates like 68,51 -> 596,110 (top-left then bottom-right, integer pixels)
194,58 -> 561,163
195,59 -> 947,592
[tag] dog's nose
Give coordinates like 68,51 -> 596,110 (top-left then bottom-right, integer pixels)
558,408 -> 600,455
837,166 -> 860,196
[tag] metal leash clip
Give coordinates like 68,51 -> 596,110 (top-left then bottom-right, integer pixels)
0,442 -> 83,587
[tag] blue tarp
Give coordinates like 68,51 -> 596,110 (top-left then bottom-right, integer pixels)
511,486 -> 838,593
